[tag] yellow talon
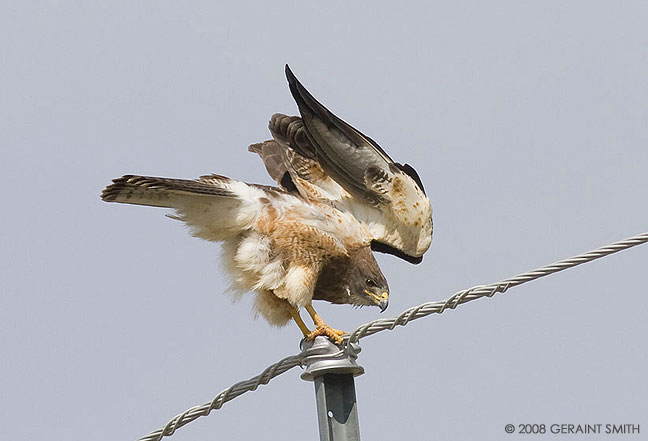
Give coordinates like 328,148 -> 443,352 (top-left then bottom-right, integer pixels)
303,303 -> 347,344
305,325 -> 347,344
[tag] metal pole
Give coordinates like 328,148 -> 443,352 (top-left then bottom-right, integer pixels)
313,374 -> 361,441
301,337 -> 364,441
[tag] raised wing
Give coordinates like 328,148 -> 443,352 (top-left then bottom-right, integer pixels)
251,66 -> 433,263
285,65 -> 394,205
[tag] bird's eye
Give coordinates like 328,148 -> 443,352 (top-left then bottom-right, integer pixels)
366,278 -> 376,287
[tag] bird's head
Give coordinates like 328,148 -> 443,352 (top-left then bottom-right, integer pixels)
313,247 -> 390,312
356,274 -> 390,312
348,247 -> 389,311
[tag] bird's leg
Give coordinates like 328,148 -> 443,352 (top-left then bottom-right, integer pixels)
287,306 -> 311,337
304,303 -> 347,344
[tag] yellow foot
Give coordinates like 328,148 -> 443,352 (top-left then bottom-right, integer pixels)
306,325 -> 348,344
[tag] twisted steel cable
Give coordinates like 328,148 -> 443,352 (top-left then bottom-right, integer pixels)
347,232 -> 648,344
138,231 -> 648,441
137,352 -> 307,441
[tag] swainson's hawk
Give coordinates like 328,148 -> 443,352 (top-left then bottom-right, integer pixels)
101,65 -> 433,343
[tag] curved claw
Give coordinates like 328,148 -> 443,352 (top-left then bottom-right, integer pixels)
306,325 -> 348,345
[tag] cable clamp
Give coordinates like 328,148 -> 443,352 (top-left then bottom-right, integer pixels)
300,336 -> 364,381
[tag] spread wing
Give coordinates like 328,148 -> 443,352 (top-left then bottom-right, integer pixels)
101,174 -> 286,241
250,65 -> 433,264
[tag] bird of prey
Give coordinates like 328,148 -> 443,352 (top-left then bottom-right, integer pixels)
101,65 -> 433,343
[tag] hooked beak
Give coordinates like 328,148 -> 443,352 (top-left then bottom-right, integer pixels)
365,290 -> 389,312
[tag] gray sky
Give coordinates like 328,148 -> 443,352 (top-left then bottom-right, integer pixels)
1,2 -> 647,440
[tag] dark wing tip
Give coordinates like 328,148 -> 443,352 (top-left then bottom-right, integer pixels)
101,175 -> 133,201
396,162 -> 426,195
284,65 -> 323,120
284,64 -> 299,97
100,187 -> 114,201
285,65 -> 306,102
371,240 -> 424,265
285,64 -> 294,80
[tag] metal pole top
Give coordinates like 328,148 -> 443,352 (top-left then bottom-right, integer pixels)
300,337 -> 364,381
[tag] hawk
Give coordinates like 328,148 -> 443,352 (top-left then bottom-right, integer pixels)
101,66 -> 433,343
